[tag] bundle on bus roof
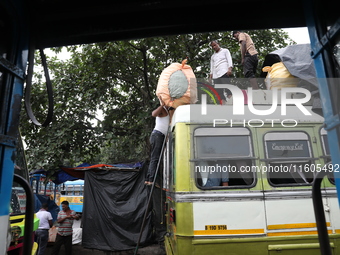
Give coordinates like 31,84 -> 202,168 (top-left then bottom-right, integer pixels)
156,59 -> 197,108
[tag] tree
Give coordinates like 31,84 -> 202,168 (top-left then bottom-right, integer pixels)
20,29 -> 293,174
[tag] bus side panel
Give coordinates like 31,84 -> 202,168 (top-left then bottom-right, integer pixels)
193,200 -> 266,237
191,235 -> 339,255
175,123 -> 191,192
264,197 -> 331,236
327,196 -> 340,233
192,238 -> 267,255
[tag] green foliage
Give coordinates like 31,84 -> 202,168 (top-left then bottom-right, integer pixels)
20,29 -> 293,174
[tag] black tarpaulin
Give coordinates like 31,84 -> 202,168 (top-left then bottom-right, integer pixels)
82,166 -> 153,251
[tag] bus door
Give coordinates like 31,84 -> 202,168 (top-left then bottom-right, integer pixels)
258,128 -> 332,237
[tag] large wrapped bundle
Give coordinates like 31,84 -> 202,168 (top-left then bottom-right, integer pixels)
156,60 -> 197,108
262,62 -> 299,90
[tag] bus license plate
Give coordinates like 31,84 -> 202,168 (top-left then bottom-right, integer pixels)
205,225 -> 227,231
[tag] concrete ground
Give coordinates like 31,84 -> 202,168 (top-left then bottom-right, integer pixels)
46,219 -> 167,255
46,243 -> 166,255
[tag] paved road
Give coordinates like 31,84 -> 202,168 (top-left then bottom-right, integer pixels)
46,243 -> 166,255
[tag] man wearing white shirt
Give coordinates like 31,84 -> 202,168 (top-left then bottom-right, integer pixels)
36,203 -> 53,255
209,40 -> 233,103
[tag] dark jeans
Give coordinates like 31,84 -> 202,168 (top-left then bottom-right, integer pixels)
146,130 -> 165,182
51,234 -> 73,255
213,73 -> 232,99
244,53 -> 258,78
36,229 -> 49,255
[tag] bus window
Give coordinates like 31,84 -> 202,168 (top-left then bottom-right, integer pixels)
320,128 -> 334,184
11,135 -> 29,215
321,128 -> 331,162
163,133 -> 174,190
194,127 -> 255,189
264,132 -> 314,186
334,43 -> 340,67
14,138 -> 29,181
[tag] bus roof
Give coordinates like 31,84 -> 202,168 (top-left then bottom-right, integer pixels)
63,180 -> 84,185
171,104 -> 324,128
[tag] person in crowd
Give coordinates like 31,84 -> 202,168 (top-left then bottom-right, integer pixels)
36,203 -> 53,255
51,201 -> 79,255
233,31 -> 259,89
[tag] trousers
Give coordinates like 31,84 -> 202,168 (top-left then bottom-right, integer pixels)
51,234 -> 73,255
36,229 -> 49,255
146,130 -> 165,182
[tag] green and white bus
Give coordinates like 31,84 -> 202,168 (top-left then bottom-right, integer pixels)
163,90 -> 339,255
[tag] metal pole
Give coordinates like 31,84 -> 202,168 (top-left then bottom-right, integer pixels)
13,174 -> 35,255
312,170 -> 333,255
134,129 -> 168,255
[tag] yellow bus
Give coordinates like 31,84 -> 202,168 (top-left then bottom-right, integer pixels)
58,180 -> 84,213
163,89 -> 339,255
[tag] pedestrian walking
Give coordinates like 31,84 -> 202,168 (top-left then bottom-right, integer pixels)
36,203 -> 53,255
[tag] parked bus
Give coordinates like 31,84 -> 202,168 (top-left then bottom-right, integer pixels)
0,1 -> 338,255
59,180 -> 84,213
30,174 -> 60,201
163,90 -> 340,255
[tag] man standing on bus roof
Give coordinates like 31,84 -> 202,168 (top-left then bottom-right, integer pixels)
52,201 -> 79,255
209,40 -> 233,103
232,31 -> 259,90
36,203 -> 53,255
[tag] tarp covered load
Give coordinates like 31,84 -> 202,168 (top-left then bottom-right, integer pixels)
262,62 -> 299,89
156,60 -> 197,108
261,44 -> 318,88
82,163 -> 153,251
261,44 -> 322,115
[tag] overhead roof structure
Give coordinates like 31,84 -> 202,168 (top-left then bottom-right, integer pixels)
29,0 -> 339,48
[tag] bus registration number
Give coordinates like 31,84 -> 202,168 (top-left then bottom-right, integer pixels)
205,225 -> 227,231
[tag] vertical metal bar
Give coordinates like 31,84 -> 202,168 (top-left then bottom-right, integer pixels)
305,1 -> 340,255
13,174 -> 35,255
312,171 -> 332,255
134,129 -> 169,255
0,1 -> 30,254
304,0 -> 340,202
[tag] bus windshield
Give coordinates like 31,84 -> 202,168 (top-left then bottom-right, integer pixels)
10,135 -> 28,215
